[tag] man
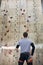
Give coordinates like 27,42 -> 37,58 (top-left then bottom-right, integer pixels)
16,32 -> 35,65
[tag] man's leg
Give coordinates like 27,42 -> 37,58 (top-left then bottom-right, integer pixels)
18,53 -> 25,65
18,60 -> 24,65
26,56 -> 33,65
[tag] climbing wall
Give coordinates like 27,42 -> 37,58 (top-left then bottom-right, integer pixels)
0,0 -> 43,65
0,0 -> 43,46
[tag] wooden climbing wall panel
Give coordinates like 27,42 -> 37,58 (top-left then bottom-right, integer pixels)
0,0 -> 43,46
0,0 -> 43,65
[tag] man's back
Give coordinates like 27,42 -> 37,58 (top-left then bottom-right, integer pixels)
18,38 -> 32,53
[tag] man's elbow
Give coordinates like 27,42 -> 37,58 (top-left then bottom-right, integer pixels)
16,45 -> 20,48
34,46 -> 35,50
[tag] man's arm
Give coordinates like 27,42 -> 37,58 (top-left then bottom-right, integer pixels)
16,45 -> 20,48
31,43 -> 35,56
16,45 -> 20,52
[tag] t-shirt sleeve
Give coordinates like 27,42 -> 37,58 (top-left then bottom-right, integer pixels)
16,40 -> 20,48
30,42 -> 35,56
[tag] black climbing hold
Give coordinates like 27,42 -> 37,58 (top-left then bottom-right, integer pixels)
4,14 -> 7,16
1,38 -> 3,41
6,10 -> 8,13
27,20 -> 29,22
5,26 -> 7,28
4,33 -> 7,36
22,13 -> 24,15
10,17 -> 13,19
4,44 -> 7,46
24,25 -> 26,27
28,16 -> 31,18
3,10 -> 5,12
8,21 -> 11,23
23,9 -> 25,12
20,9 -> 22,11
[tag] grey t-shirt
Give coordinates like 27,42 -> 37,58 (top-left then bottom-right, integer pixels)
18,38 -> 33,53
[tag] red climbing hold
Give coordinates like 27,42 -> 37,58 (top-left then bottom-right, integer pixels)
7,30 -> 9,32
26,29 -> 29,32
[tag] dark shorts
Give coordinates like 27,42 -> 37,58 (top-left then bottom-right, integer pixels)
18,52 -> 33,65
19,52 -> 32,62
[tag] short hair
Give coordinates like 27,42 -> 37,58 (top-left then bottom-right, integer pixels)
23,32 -> 28,37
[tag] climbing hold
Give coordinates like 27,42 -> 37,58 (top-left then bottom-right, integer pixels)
6,10 -> 8,13
2,21 -> 4,24
20,9 -> 22,11
4,14 -> 7,16
24,25 -> 26,27
26,29 -> 29,32
8,21 -> 11,23
4,44 -> 7,46
6,30 -> 9,32
10,17 -> 13,19
27,20 -> 29,22
13,55 -> 15,57
15,29 -> 16,31
28,16 -> 31,18
22,12 -> 25,15
1,38 -> 3,41
5,26 -> 7,28
9,50 -> 12,54
23,9 -> 25,12
4,33 -> 7,36
3,10 -> 5,12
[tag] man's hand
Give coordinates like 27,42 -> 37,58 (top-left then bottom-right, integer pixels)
27,56 -> 33,63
